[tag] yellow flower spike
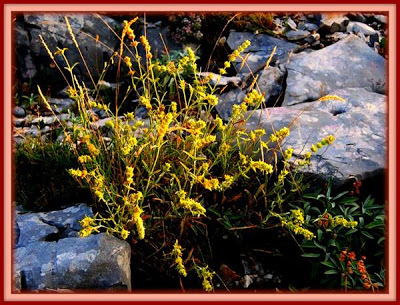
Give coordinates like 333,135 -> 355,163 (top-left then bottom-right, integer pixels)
79,215 -> 94,228
325,135 -> 336,144
311,144 -> 318,153
250,160 -> 274,174
284,147 -> 294,159
204,94 -> 219,106
120,228 -> 130,240
79,226 -> 93,238
171,102 -> 177,113
219,68 -> 227,75
172,240 -> 187,277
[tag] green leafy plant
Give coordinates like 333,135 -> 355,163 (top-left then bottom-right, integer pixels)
35,15 -> 368,292
287,179 -> 385,290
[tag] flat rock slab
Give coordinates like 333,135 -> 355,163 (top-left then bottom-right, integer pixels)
246,88 -> 386,186
14,204 -> 131,291
227,31 -> 298,73
283,34 -> 386,106
15,234 -> 131,291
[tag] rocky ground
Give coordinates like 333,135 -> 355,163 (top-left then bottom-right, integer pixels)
13,12 -> 387,291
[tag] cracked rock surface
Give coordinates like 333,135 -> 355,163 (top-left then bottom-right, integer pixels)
14,204 -> 131,291
246,88 -> 386,186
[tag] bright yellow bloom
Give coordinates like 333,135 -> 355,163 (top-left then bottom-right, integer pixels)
243,89 -> 265,106
172,240 -> 187,277
250,160 -> 274,174
79,215 -> 94,228
79,226 -> 93,238
204,94 -> 219,106
284,147 -> 293,159
120,228 -> 130,240
178,192 -> 206,217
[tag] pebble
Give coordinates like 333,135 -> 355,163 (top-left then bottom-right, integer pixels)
13,106 -> 26,118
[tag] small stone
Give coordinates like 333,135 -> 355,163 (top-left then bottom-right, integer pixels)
264,274 -> 273,280
321,16 -> 349,33
13,106 -> 25,118
347,21 -> 377,36
286,17 -> 297,30
285,30 -> 311,41
14,117 -> 25,127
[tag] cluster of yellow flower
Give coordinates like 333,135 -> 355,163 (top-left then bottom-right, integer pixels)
132,206 -> 145,239
157,112 -> 174,140
311,135 -> 336,153
243,89 -> 265,106
198,176 -> 220,191
122,18 -> 138,43
193,135 -> 216,150
172,240 -> 187,277
250,160 -> 274,174
231,103 -> 248,121
277,161 -> 290,184
281,209 -> 315,240
281,220 -> 315,240
123,56 -> 135,76
204,94 -> 219,106
139,96 -> 152,111
187,118 -> 207,135
79,215 -> 99,238
78,155 -> 92,164
269,127 -> 290,142
197,266 -> 215,292
140,35 -> 152,60
228,40 -> 251,63
177,190 -> 206,217
221,174 -> 235,190
249,129 -> 266,142
89,100 -> 108,112
331,216 -> 358,229
214,116 -> 226,131
290,209 -> 305,225
219,39 -> 251,74
284,147 -> 293,159
219,142 -> 231,155
87,142 -> 100,156
125,166 -> 134,185
69,168 -> 88,178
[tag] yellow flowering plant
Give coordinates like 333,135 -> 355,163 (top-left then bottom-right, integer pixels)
36,16 -> 345,291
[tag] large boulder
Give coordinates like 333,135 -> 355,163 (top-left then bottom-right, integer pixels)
246,88 -> 386,187
227,31 -> 298,74
15,14 -> 119,87
283,35 -> 386,106
14,204 -> 132,291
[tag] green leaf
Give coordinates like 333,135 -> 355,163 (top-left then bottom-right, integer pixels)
317,229 -> 323,241
377,236 -> 386,245
345,228 -> 358,235
338,197 -> 359,204
361,231 -> 374,239
301,253 -> 320,258
364,220 -> 384,229
332,191 -> 348,201
321,261 -> 336,269
313,240 -> 326,252
324,269 -> 339,275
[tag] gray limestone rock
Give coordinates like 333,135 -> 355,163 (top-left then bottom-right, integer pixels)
14,204 -> 131,291
285,30 -> 311,41
246,87 -> 386,186
283,35 -> 386,106
215,88 -> 247,121
227,31 -> 298,73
